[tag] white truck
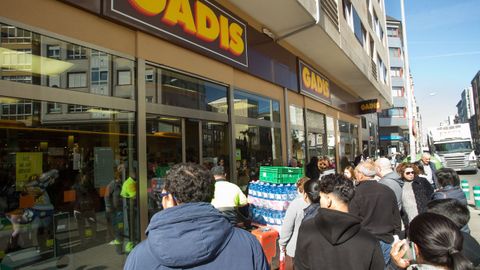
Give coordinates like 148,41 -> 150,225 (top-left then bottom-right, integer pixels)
428,123 -> 477,173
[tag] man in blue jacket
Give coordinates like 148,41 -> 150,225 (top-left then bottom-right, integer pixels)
124,163 -> 269,270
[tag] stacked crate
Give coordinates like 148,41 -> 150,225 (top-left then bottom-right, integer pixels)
248,167 -> 303,231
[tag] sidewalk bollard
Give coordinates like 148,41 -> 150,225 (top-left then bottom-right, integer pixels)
474,186 -> 480,209
461,180 -> 470,200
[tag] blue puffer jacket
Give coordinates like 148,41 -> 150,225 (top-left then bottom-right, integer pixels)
432,185 -> 468,205
124,202 -> 269,270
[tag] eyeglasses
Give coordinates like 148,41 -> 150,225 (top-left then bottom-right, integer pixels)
158,192 -> 170,199
405,171 -> 414,175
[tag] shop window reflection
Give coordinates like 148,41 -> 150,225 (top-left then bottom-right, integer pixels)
0,22 -> 135,100
146,115 -> 182,221
0,97 -> 137,268
234,90 -> 280,122
235,124 -> 282,189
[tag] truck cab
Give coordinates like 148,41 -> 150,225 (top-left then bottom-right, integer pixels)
429,124 -> 477,173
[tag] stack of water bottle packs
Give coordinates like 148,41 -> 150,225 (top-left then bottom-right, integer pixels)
248,166 -> 303,231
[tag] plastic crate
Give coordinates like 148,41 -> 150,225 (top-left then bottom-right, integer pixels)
155,166 -> 170,178
259,166 -> 304,184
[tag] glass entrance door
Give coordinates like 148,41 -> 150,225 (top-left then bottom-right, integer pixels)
146,116 -> 229,220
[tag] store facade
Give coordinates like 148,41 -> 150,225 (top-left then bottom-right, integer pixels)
0,0 -> 387,268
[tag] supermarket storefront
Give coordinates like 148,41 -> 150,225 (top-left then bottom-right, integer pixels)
0,0 -> 362,268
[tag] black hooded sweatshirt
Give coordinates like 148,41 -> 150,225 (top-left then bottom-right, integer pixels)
295,208 -> 385,270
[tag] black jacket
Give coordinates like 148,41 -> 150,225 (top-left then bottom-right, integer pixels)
462,231 -> 480,267
295,208 -> 385,270
400,176 -> 434,228
349,180 -> 401,243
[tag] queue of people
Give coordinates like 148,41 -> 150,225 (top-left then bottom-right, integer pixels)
124,156 -> 479,270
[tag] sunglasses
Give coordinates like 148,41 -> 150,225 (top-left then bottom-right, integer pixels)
404,171 -> 414,175
158,192 -> 170,199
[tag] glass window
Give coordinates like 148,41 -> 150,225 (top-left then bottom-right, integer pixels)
235,124 -> 282,187
160,69 -> 227,113
390,67 -> 403,77
0,97 -> 138,269
338,121 -> 359,164
352,8 -> 365,46
234,90 -> 280,122
289,105 -> 305,167
146,115 -> 182,220
389,47 -> 401,58
306,110 -> 326,160
117,70 -> 131,86
67,44 -> 87,59
145,65 -> 157,103
326,116 -> 336,169
202,121 -> 230,176
0,22 -> 135,100
68,72 -> 87,88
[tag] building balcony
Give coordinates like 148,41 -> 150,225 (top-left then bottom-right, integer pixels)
224,0 -> 392,108
379,117 -> 408,128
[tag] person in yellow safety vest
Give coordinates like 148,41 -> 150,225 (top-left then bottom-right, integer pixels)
210,166 -> 248,225
120,175 -> 137,253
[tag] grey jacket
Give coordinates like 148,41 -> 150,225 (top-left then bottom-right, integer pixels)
279,196 -> 309,257
378,171 -> 403,210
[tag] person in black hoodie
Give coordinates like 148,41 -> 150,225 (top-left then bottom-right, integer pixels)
295,174 -> 385,270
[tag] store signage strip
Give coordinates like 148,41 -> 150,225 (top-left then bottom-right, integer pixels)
358,99 -> 380,114
298,60 -> 331,105
105,0 -> 248,67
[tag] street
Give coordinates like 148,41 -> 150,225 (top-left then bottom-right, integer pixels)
457,170 -> 480,241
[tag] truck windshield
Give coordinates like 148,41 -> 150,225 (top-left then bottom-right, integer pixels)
434,141 -> 472,153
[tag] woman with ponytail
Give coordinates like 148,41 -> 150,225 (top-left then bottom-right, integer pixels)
294,174 -> 385,270
390,212 -> 473,270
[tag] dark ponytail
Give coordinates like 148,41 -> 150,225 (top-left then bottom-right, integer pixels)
409,213 -> 473,270
304,179 -> 320,203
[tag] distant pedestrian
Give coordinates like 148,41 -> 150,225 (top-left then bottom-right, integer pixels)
398,163 -> 434,227
305,157 -> 320,180
124,163 -> 268,270
432,168 -> 467,205
420,153 -> 438,189
375,158 -> 403,210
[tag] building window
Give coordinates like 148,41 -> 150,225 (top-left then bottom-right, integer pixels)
0,25 -> 32,43
91,68 -> 108,85
47,102 -> 62,114
68,72 -> 87,88
361,116 -> 367,129
67,44 -> 87,59
2,75 -> 32,84
234,90 -> 280,122
48,75 -> 60,88
117,70 -> 132,85
352,8 -> 366,46
343,0 -> 354,31
47,45 -> 61,59
387,27 -> 399,37
381,108 -> 405,117
389,47 -> 402,58
1,49 -> 32,71
390,67 -> 403,77
392,87 -> 404,97
68,104 -> 90,113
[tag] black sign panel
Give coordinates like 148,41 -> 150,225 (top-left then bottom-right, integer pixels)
104,0 -> 248,67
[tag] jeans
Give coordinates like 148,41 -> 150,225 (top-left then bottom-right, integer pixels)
379,240 -> 392,267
